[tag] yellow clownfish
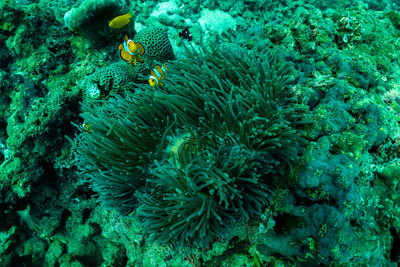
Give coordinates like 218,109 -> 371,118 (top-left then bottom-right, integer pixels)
109,12 -> 132,29
117,35 -> 145,66
149,63 -> 168,87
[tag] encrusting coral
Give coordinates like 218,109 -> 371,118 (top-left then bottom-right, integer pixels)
70,43 -> 309,248
134,27 -> 175,66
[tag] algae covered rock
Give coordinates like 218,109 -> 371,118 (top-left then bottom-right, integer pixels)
379,161 -> 400,189
64,0 -> 134,45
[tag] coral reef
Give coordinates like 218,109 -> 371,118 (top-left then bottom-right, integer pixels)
71,43 -> 309,248
81,27 -> 175,100
1,0 -> 400,265
81,61 -> 142,99
134,26 -> 175,67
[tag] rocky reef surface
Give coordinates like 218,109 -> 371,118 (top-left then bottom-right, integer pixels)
1,0 -> 400,266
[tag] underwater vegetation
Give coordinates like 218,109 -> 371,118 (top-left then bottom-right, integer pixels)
71,44 -> 309,247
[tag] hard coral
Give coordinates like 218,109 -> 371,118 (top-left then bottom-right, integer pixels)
81,61 -> 145,99
71,43 -> 308,247
134,27 -> 175,67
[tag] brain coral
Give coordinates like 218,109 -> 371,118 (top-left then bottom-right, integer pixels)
134,27 -> 175,66
81,61 -> 147,99
71,43 -> 309,248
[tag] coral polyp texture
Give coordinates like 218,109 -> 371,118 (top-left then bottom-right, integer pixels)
71,44 -> 309,247
134,26 -> 175,66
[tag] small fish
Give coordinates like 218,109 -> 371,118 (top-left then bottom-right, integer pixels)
80,123 -> 92,134
109,12 -> 132,29
149,63 -> 168,87
178,27 -> 192,41
117,35 -> 145,66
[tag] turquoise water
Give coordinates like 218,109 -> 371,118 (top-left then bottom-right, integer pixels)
1,0 -> 400,266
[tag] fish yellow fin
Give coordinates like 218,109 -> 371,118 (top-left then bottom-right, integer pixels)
119,50 -> 131,63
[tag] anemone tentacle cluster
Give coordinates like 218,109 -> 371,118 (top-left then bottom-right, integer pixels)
72,43 -> 309,247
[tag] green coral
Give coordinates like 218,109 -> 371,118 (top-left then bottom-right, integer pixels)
134,27 -> 175,67
384,11 -> 400,30
81,61 -> 146,99
379,160 -> 400,190
336,12 -> 363,49
72,43 -> 308,247
0,226 -> 16,266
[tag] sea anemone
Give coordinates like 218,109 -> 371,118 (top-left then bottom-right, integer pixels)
136,132 -> 271,247
71,43 -> 309,247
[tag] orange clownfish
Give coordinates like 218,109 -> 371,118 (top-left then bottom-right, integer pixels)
117,35 -> 145,66
109,12 -> 132,29
149,63 -> 168,87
